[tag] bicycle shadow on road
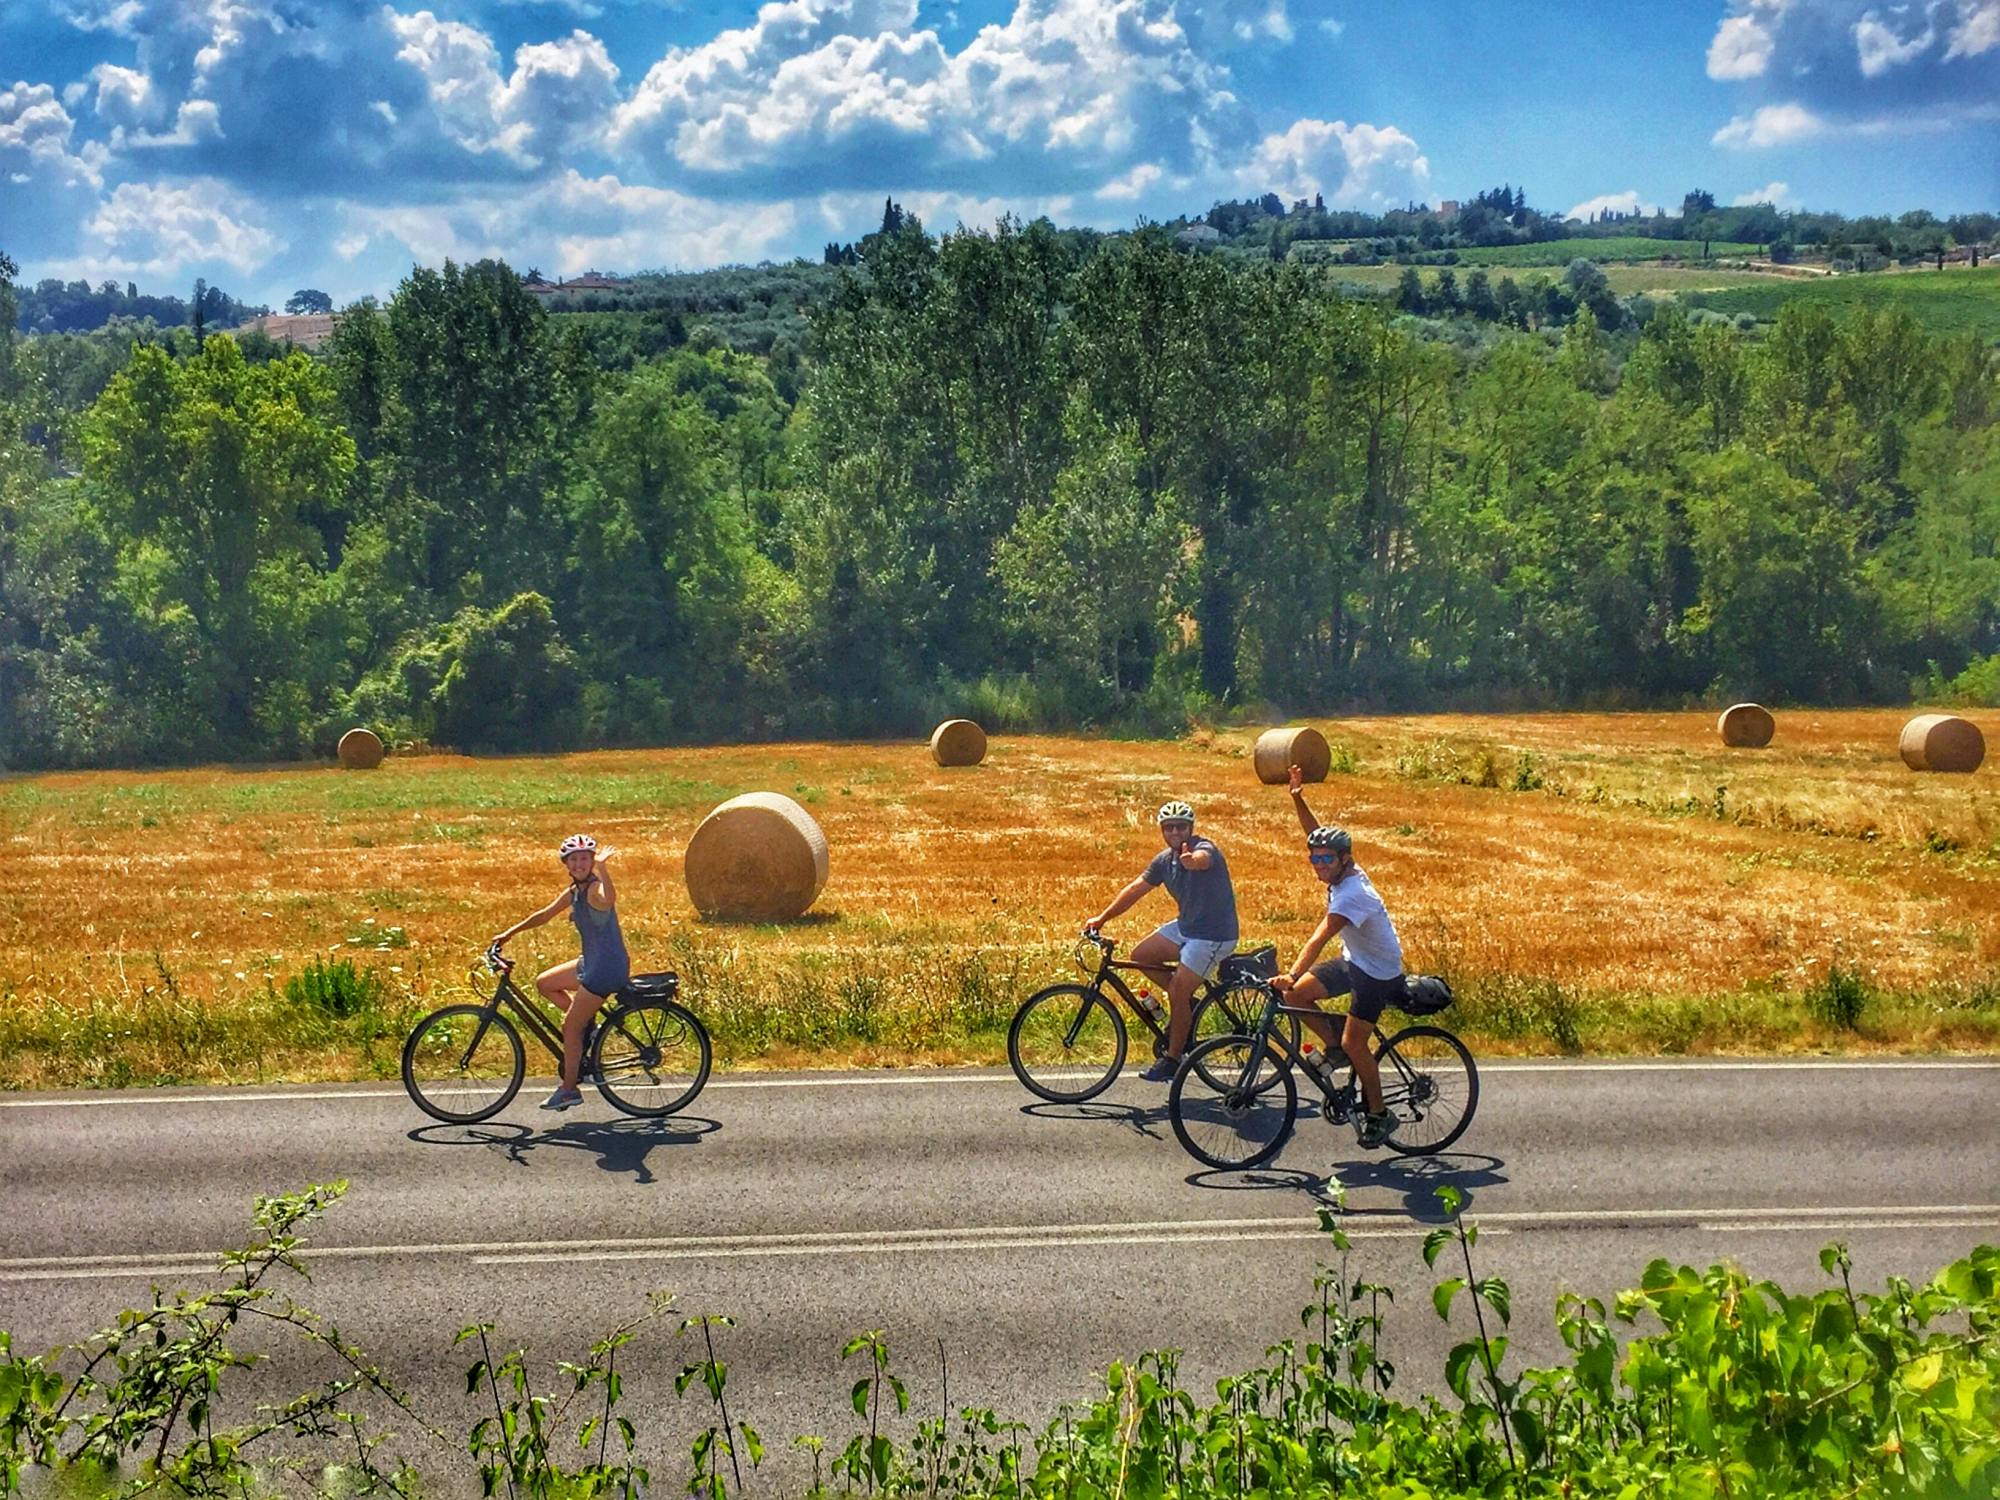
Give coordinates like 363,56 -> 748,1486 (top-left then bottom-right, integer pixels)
1020,1099 -> 1170,1142
1328,1152 -> 1509,1221
406,1115 -> 720,1184
1184,1152 -> 1509,1221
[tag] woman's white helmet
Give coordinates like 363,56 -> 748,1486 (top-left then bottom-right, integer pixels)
558,833 -> 598,858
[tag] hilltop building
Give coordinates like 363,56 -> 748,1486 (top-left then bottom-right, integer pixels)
236,312 -> 338,350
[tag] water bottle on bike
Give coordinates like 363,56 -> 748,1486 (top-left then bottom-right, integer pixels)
1298,1043 -> 1340,1090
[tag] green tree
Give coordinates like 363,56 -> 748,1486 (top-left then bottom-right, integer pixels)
347,591 -> 580,750
284,289 -> 334,315
82,337 -> 357,750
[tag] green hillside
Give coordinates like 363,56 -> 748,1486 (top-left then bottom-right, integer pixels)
1685,267 -> 2000,341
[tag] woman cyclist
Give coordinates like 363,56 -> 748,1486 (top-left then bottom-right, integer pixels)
491,833 -> 630,1111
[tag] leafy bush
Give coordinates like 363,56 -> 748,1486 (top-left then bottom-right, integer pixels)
282,956 -> 388,1018
1806,962 -> 1871,1031
3,1184 -> 1996,1500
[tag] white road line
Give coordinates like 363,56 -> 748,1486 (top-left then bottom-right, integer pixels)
3,1205 -> 1991,1282
476,1224 -> 1499,1266
3,1058 -> 1996,1108
1704,1224 -> 2000,1232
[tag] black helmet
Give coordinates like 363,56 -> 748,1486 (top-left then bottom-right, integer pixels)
1306,825 -> 1352,856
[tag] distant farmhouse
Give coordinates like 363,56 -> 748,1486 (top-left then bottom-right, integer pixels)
236,312 -> 338,350
1175,223 -> 1221,246
523,269 -> 628,295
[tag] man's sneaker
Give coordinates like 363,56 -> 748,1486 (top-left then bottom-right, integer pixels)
1139,1055 -> 1182,1083
1358,1109 -> 1397,1148
540,1086 -> 585,1111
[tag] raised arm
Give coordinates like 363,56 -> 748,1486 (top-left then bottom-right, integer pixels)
587,847 -> 617,911
1287,763 -> 1320,837
493,888 -> 570,948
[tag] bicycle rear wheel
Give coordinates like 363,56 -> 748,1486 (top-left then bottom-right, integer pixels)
1188,984 -> 1298,1092
1374,1024 -> 1479,1156
402,1004 -> 525,1124
1007,985 -> 1127,1103
593,999 -> 712,1117
1168,1034 -> 1298,1170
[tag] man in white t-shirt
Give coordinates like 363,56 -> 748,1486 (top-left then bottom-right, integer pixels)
1268,764 -> 1406,1147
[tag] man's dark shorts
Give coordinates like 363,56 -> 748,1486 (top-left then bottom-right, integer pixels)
1309,959 -> 1406,1023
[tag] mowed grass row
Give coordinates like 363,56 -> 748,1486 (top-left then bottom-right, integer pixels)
1321,263 -> 1787,295
1,709 -> 1996,1088
1452,235 -> 1764,266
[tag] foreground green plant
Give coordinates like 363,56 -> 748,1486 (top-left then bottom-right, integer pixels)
2,1185 -> 1995,1498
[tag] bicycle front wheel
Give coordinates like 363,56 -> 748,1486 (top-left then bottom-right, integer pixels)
402,1004 -> 525,1124
1169,1034 -> 1298,1170
1375,1024 -> 1479,1156
1007,985 -> 1127,1103
593,999 -> 712,1117
1189,984 -> 1298,1093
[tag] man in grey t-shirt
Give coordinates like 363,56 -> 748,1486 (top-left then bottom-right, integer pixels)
1084,799 -> 1240,1081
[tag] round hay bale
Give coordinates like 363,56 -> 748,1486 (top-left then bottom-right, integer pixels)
930,718 -> 987,767
336,728 -> 385,770
1252,726 -> 1331,785
1899,714 -> 1985,774
683,792 -> 830,921
1716,703 -> 1775,749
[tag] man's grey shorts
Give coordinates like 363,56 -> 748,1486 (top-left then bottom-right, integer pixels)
1152,921 -> 1238,982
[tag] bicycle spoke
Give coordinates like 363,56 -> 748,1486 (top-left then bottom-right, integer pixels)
593,999 -> 710,1116
1375,1026 -> 1479,1155
1008,985 -> 1125,1103
402,1005 -> 524,1124
1169,1036 -> 1298,1170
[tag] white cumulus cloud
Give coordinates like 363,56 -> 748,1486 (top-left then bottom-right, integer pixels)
1852,10 -> 1934,75
1712,100 -> 1825,146
83,177 -> 280,274
1708,12 -> 1777,78
1242,117 -> 1427,206
1732,179 -> 1792,205
1945,0 -> 2000,57
0,80 -> 106,187
1565,188 -> 1656,220
1095,160 -> 1164,199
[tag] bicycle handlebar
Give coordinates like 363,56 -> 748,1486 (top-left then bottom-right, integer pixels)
483,944 -> 514,974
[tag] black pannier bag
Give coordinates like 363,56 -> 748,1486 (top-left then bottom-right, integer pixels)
620,972 -> 679,999
1219,944 -> 1279,983
1398,974 -> 1454,1015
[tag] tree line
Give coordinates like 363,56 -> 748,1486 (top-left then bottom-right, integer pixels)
0,223 -> 1995,769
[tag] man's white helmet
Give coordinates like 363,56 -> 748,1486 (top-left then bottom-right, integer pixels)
1156,800 -> 1195,824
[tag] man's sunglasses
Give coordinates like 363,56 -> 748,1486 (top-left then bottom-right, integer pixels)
1308,852 -> 1341,864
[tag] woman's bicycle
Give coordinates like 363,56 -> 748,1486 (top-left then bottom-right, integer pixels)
1166,980 -> 1478,1168
1006,931 -> 1303,1104
401,947 -> 713,1124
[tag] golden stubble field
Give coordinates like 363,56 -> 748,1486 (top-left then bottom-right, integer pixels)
1,708 -> 1996,1086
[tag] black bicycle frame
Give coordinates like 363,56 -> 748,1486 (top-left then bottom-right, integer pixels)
1228,985 -> 1416,1103
460,970 -> 569,1069
1064,938 -> 1265,1051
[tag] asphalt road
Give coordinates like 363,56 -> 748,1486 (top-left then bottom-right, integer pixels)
4,1059 -> 1997,1489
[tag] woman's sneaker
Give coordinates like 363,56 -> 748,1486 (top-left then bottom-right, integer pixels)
540,1085 -> 585,1111
1139,1055 -> 1181,1083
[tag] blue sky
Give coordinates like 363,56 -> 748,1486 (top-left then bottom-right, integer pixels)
3,0 -> 1995,308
